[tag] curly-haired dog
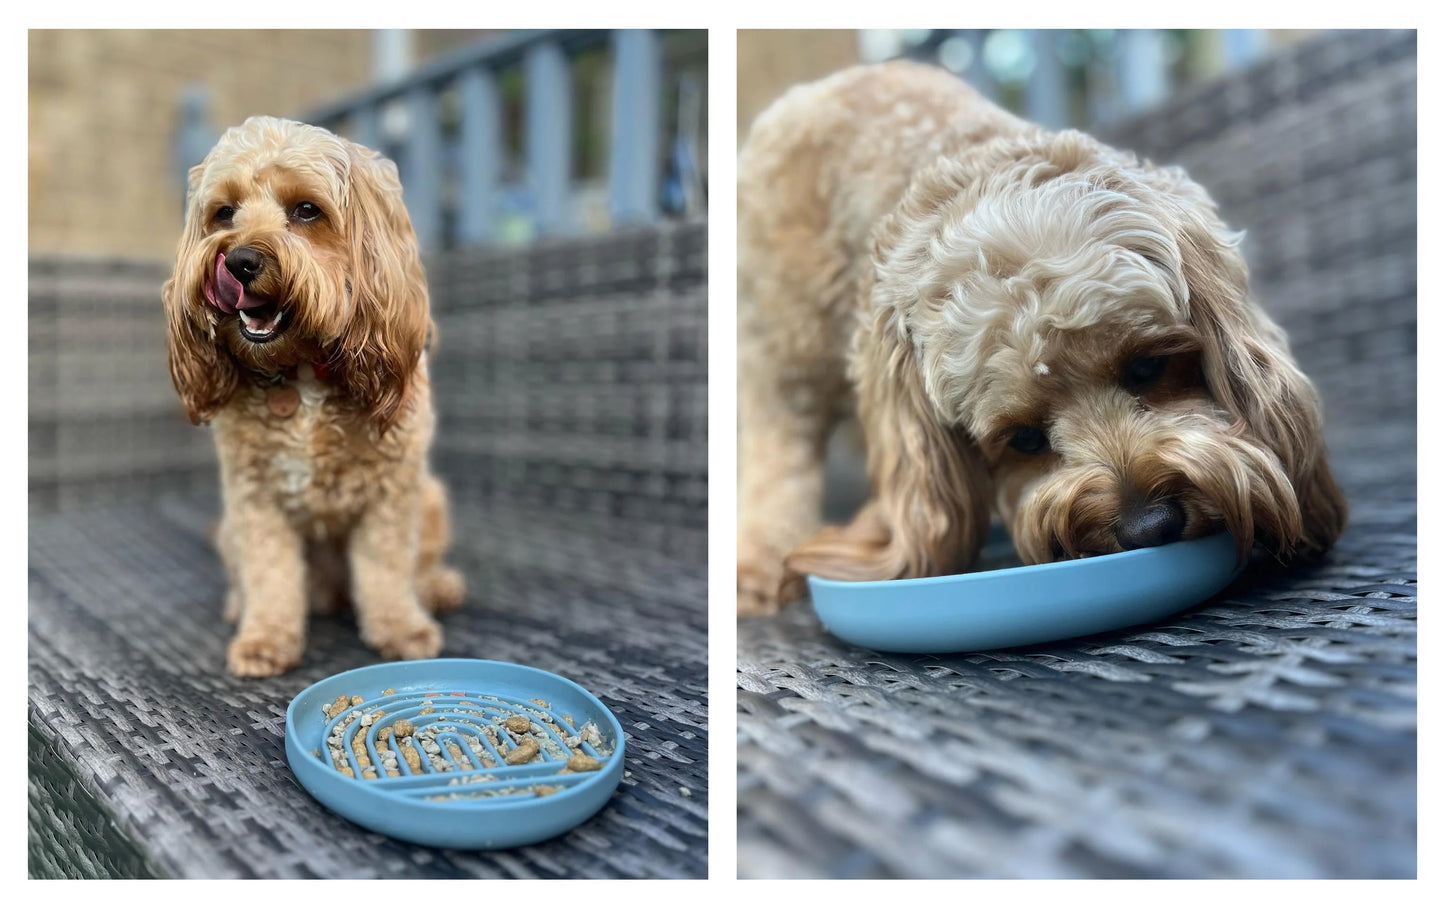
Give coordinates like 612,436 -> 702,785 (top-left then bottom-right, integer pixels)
164,116 -> 465,675
737,61 -> 1347,615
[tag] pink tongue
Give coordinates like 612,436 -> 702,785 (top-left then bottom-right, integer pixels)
208,252 -> 244,314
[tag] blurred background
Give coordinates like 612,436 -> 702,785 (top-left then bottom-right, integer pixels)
30,29 -> 708,879
739,28 -> 1416,518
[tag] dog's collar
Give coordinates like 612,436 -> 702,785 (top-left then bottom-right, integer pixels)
251,360 -> 335,387
249,361 -> 335,419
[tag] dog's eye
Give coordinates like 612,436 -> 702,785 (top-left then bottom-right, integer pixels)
1008,426 -> 1049,455
212,205 -> 236,225
1124,354 -> 1170,388
292,202 -> 322,222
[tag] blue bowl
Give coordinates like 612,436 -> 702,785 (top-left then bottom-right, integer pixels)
808,533 -> 1240,653
285,659 -> 625,850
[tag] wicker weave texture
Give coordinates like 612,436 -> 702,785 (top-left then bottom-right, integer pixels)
28,220 -> 709,878
739,494 -> 1415,879
31,501 -> 707,878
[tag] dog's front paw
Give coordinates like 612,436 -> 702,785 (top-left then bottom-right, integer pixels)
227,631 -> 303,677
737,561 -> 785,616
222,588 -> 244,624
365,614 -> 443,661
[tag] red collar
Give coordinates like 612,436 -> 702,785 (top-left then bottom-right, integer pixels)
279,361 -> 335,382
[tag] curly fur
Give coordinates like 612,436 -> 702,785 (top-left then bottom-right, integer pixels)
737,61 -> 1347,615
164,116 -> 465,675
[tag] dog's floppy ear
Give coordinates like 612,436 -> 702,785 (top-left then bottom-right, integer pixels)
783,301 -> 993,589
1162,176 -> 1347,560
164,162 -> 238,424
333,140 -> 433,432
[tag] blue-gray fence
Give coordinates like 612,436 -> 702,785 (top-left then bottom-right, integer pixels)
893,28 -> 1272,131
176,29 -> 703,253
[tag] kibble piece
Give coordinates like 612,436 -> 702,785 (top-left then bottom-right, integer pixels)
400,741 -> 422,773
505,736 -> 540,765
566,754 -> 603,773
534,784 -> 561,797
382,688 -> 396,696
329,695 -> 350,717
350,695 -> 365,707
393,719 -> 416,738
502,716 -> 531,734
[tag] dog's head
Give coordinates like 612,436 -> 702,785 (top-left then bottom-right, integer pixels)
163,115 -> 430,430
788,131 -> 1345,584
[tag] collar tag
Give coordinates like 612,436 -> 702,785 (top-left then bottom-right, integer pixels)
268,385 -> 301,418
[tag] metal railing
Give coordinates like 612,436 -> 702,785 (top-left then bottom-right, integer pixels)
886,28 -> 1273,131
175,29 -> 703,253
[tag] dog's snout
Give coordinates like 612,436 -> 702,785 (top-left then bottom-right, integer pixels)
1115,498 -> 1185,550
225,246 -> 266,284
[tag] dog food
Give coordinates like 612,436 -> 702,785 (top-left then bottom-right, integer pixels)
322,687 -> 615,786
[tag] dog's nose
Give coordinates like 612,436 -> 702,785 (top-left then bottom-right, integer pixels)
1115,498 -> 1185,550
225,246 -> 265,285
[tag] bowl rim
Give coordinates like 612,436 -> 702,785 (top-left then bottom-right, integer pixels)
806,532 -> 1237,592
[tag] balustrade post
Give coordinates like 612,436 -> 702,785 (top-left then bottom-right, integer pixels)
525,41 -> 572,235
608,29 -> 661,226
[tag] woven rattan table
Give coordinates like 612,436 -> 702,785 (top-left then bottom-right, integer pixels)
29,222 -> 709,878
737,30 -> 1416,879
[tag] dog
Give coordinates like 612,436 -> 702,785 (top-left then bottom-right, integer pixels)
164,116 -> 465,675
737,61 -> 1347,615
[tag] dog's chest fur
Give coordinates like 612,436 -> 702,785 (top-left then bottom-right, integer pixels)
212,376 -> 423,537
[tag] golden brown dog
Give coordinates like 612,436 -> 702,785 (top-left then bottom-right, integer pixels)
164,116 -> 465,675
737,62 -> 1347,615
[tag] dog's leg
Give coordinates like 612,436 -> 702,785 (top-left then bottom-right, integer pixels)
349,487 -> 444,660
216,515 -> 246,624
737,361 -> 838,615
224,503 -> 309,677
415,473 -> 465,614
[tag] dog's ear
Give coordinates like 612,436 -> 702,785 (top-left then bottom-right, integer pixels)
334,141 -> 433,432
1164,179 -> 1347,560
783,302 -> 993,590
164,162 -> 238,424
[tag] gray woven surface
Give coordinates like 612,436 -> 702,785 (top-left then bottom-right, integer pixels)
29,221 -> 708,878
738,30 -> 1416,879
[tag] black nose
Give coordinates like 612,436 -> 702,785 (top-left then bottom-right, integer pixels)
225,246 -> 265,284
1115,498 -> 1185,550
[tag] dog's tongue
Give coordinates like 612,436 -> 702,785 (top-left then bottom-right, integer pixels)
207,252 -> 244,314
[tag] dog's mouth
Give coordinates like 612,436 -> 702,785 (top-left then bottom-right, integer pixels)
236,298 -> 292,343
204,251 -> 292,344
